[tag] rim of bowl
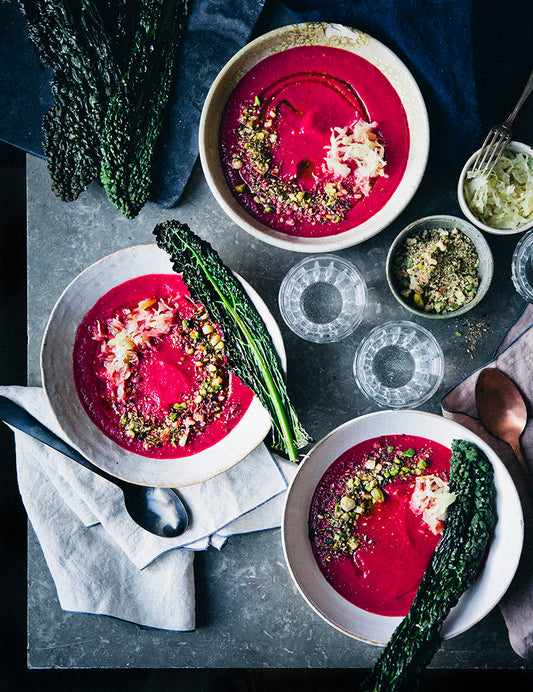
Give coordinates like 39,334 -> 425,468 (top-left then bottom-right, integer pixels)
199,21 -> 430,253
386,215 -> 494,319
457,140 -> 533,235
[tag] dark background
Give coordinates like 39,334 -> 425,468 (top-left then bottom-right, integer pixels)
1,0 -> 533,688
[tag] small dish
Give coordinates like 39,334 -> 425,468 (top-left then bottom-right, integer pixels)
199,22 -> 429,253
282,410 -> 524,645
353,321 -> 444,409
41,244 -> 285,488
512,229 -> 533,302
458,141 -> 533,235
278,255 -> 367,343
386,215 -> 493,319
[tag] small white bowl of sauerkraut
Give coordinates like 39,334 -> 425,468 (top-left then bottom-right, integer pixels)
458,141 -> 533,234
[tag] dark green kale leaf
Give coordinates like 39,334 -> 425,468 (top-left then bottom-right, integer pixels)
100,0 -> 190,219
363,439 -> 496,692
154,220 -> 312,462
20,0 -> 120,201
20,0 -> 187,216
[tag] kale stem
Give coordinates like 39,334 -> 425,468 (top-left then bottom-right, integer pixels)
186,243 -> 298,461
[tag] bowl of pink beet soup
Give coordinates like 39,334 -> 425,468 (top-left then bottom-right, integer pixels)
282,410 -> 523,645
200,23 -> 429,252
41,244 -> 285,488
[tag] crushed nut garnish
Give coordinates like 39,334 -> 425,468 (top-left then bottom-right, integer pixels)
231,101 -> 386,227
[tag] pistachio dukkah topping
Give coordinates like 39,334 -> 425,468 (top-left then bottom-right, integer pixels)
311,442 -> 435,559
232,100 -> 387,227
392,227 -> 480,313
93,298 -> 230,450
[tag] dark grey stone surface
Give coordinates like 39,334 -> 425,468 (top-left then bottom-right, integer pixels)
26,147 -> 532,669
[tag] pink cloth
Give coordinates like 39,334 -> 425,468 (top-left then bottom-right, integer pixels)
442,303 -> 533,659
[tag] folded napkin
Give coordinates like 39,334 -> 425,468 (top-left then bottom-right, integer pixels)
282,0 -> 481,167
442,304 -> 533,659
1,385 -> 296,631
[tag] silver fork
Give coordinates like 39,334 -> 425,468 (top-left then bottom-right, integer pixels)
471,67 -> 533,177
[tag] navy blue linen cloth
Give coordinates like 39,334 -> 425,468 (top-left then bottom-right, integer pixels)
150,0 -> 267,206
282,0 -> 481,168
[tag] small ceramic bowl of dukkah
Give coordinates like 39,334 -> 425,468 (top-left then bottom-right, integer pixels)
458,141 -> 533,234
386,215 -> 494,319
199,22 -> 429,252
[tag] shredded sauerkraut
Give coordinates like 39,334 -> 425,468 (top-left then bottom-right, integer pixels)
323,118 -> 388,195
93,298 -> 177,400
464,149 -> 533,229
409,474 -> 456,535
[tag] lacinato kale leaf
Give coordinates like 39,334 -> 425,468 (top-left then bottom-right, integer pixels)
100,0 -> 189,219
154,220 -> 312,462
363,439 -> 496,692
20,0 -> 121,202
19,0 -> 189,217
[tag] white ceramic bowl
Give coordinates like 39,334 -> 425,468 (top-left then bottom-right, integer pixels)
199,22 -> 429,253
386,215 -> 494,319
41,244 -> 285,488
282,410 -> 523,645
458,140 -> 533,235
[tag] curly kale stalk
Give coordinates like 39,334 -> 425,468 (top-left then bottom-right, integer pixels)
20,0 -> 120,201
100,0 -> 189,219
363,439 -> 496,692
154,220 -> 312,462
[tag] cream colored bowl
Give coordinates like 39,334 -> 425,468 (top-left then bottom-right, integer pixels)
282,410 -> 523,645
458,141 -> 533,235
199,22 -> 429,252
386,215 -> 494,319
41,244 -> 284,487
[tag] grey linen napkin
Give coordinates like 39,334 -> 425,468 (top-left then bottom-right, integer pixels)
441,304 -> 533,659
1,385 -> 296,631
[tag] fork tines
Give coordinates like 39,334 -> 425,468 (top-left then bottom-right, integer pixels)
470,123 -> 512,177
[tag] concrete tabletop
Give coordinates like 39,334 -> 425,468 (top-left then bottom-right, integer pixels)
26,148 -> 532,669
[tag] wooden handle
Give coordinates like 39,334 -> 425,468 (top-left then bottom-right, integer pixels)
511,439 -> 533,500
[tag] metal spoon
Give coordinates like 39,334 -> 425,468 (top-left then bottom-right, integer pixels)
475,368 -> 533,498
0,396 -> 189,538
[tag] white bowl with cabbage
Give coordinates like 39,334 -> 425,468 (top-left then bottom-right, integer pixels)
458,141 -> 533,234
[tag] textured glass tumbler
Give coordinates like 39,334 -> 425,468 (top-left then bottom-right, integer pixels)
278,255 -> 367,343
353,321 -> 444,409
512,229 -> 533,302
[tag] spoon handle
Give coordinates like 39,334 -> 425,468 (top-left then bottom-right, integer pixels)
0,396 -> 122,488
510,438 -> 533,499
